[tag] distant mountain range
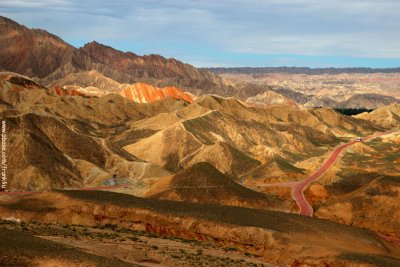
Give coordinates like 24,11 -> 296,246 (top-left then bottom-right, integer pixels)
206,67 -> 400,75
0,16 -> 230,95
1,15 -> 399,109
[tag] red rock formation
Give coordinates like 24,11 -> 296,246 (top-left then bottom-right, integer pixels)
120,83 -> 193,103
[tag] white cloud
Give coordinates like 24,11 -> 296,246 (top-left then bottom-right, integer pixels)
0,0 -> 69,8
0,0 -> 399,61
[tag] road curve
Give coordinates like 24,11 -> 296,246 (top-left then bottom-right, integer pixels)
258,130 -> 399,217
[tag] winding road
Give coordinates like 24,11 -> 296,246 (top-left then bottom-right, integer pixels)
257,130 -> 399,217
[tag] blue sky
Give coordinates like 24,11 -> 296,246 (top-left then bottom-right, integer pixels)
1,0 -> 400,68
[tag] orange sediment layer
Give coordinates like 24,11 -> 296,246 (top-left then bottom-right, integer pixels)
120,83 -> 193,104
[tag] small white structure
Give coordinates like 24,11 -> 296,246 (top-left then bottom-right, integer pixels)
355,137 -> 362,142
2,217 -> 21,223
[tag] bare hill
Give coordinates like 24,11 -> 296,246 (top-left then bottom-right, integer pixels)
355,104 -> 400,128
146,162 -> 286,210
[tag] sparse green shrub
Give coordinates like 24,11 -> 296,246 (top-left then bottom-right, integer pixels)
365,187 -> 380,196
224,247 -> 238,252
104,223 -> 117,230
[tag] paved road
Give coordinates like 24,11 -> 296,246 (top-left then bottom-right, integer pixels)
257,130 -> 399,216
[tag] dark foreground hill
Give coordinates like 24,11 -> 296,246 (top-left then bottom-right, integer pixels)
1,191 -> 399,266
146,162 -> 286,211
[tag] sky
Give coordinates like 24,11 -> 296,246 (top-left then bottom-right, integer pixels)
1,0 -> 400,68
